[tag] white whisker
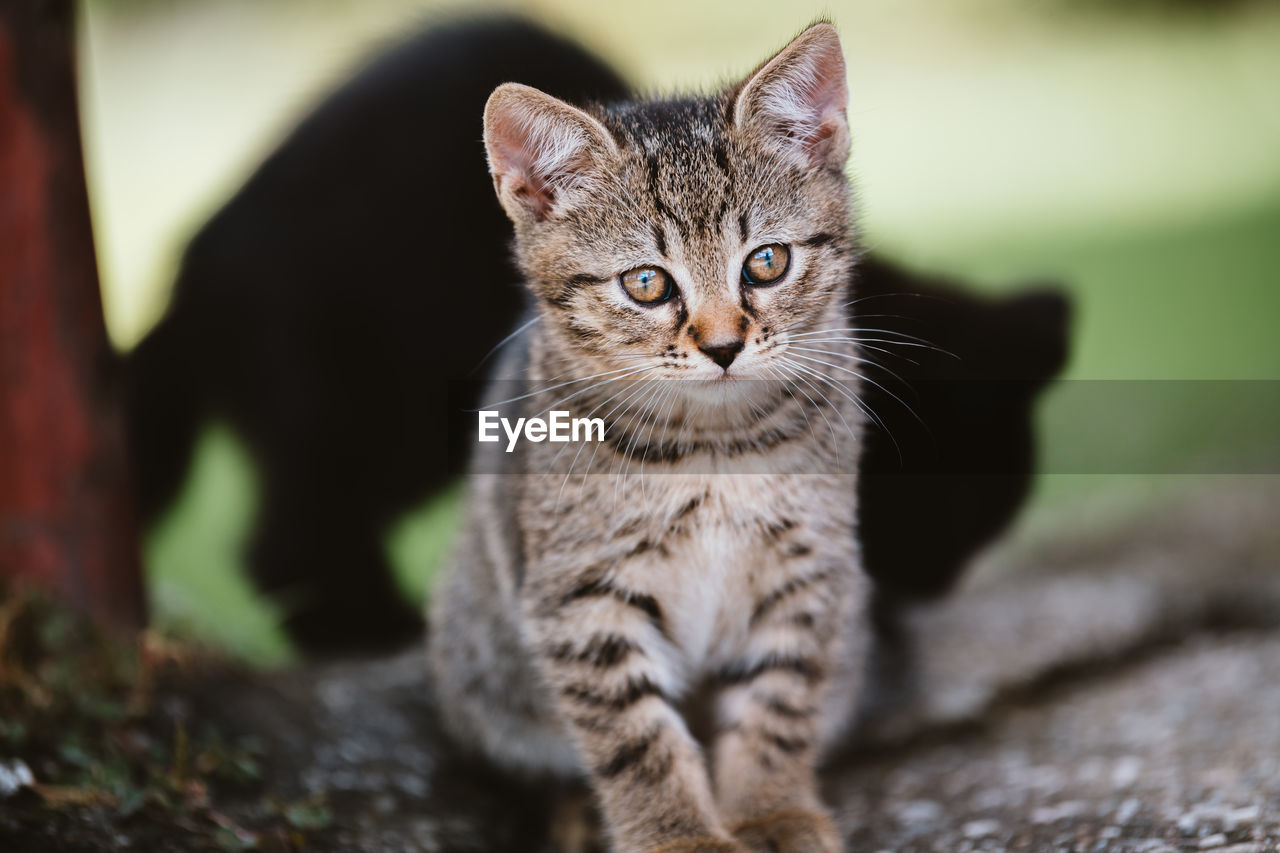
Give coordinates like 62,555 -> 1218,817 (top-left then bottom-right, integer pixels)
786,351 -> 925,439
553,376 -> 652,508
776,357 -> 864,460
530,365 -> 657,419
477,363 -> 649,410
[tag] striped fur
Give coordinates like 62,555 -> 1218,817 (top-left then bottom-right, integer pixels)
429,23 -> 864,852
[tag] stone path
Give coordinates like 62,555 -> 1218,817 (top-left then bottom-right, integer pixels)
8,481 -> 1277,851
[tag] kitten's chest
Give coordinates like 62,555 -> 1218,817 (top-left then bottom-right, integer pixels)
655,506 -> 757,670
613,475 -> 850,678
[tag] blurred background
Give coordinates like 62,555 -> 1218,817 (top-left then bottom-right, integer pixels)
76,0 -> 1280,663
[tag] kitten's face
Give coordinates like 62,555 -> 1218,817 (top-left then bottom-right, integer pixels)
485,24 -> 855,392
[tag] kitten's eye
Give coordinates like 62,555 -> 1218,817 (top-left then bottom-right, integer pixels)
742,243 -> 791,286
620,266 -> 675,305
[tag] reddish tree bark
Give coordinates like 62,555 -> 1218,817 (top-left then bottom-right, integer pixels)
0,0 -> 145,627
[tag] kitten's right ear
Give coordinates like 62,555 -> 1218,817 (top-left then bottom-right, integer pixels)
483,83 -> 618,223
734,22 -> 850,172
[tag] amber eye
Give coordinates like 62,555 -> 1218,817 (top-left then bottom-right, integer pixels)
620,266 -> 675,305
742,243 -> 791,286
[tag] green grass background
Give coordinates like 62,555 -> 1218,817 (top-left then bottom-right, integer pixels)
79,0 -> 1280,663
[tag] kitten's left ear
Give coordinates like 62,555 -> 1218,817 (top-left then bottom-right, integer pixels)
483,83 -> 619,223
734,22 -> 850,172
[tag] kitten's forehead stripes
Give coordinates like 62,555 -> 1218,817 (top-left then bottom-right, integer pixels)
651,224 -> 668,256
601,96 -> 739,244
643,157 -> 682,234
711,140 -> 732,179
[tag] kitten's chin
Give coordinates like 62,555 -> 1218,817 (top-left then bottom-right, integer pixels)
667,377 -> 785,424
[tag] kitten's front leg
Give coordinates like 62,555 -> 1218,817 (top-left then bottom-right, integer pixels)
710,556 -> 862,853
526,574 -> 745,853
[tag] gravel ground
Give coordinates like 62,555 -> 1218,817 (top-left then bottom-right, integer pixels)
833,631 -> 1280,852
4,480 -> 1278,851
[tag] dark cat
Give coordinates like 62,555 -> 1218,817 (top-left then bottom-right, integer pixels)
126,16 -> 1069,657
853,259 -> 1068,608
127,18 -> 630,653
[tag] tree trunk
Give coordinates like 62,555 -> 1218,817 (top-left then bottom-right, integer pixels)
0,0 -> 145,628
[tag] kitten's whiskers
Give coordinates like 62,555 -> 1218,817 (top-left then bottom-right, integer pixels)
479,363 -> 649,410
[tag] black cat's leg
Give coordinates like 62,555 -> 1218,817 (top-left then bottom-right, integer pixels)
247,490 -> 423,656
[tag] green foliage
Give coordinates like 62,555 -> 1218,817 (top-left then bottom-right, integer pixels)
145,425 -> 293,665
0,587 -> 330,850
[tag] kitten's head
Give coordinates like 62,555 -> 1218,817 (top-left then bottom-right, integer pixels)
483,23 -> 856,393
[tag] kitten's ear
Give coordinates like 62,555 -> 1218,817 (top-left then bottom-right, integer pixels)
483,83 -> 618,223
733,22 -> 850,172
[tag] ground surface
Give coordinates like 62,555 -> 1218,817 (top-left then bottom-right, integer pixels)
3,480 -> 1278,851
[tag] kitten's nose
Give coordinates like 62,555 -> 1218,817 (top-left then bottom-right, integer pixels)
698,339 -> 744,370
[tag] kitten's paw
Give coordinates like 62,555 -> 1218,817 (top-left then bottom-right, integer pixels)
730,808 -> 842,853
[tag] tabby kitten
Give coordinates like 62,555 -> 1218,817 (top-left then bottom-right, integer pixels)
429,24 -> 864,852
